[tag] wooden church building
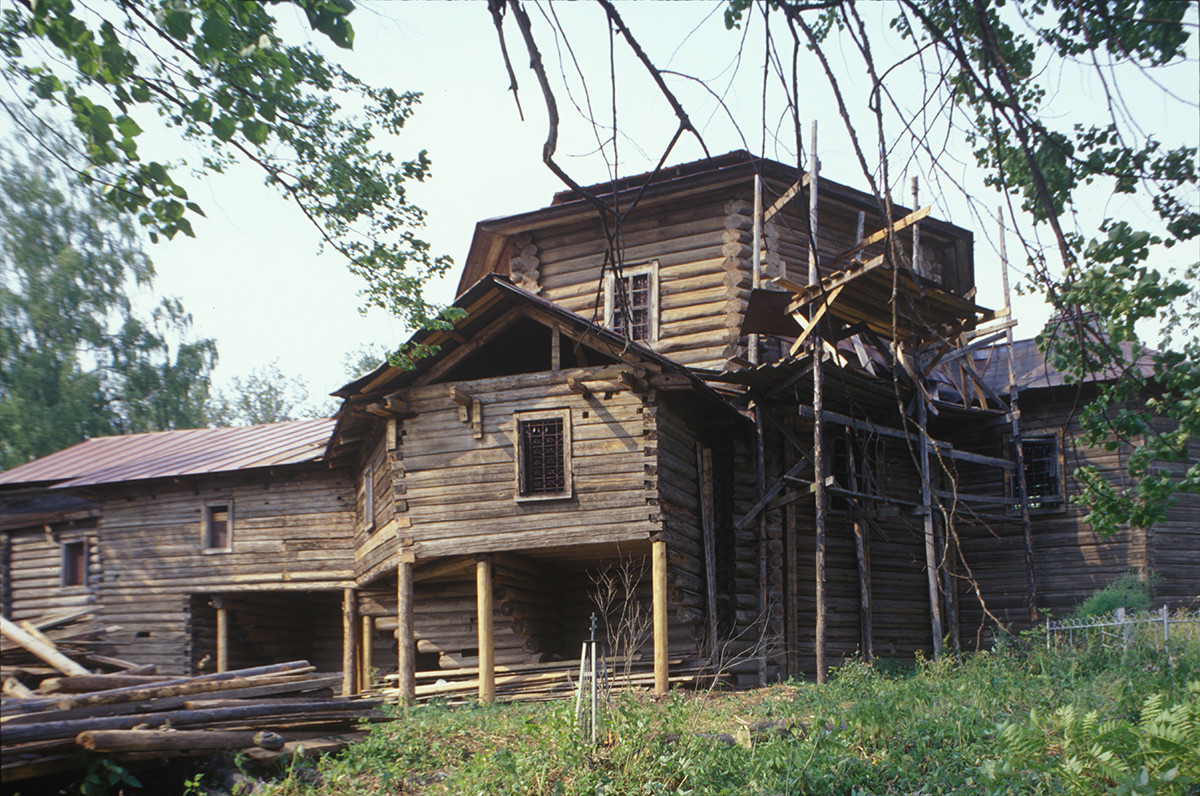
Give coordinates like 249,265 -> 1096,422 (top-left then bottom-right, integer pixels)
3,151 -> 1196,701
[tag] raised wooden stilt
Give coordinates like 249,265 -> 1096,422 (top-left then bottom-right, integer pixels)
361,615 -> 374,691
396,555 -> 415,704
476,555 -> 495,704
652,538 -> 669,696
342,587 -> 358,696
214,598 -> 228,674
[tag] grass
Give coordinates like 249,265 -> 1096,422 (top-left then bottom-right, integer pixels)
253,637 -> 1198,795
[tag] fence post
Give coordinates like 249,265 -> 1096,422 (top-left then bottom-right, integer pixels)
1162,604 -> 1169,643
1046,616 -> 1051,650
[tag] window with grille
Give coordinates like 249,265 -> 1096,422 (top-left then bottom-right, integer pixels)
515,410 -> 572,500
605,263 -> 658,343
1011,434 -> 1063,512
203,503 -> 231,550
62,540 -> 87,587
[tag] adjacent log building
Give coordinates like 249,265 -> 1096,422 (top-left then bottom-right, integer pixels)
3,151 -> 1196,699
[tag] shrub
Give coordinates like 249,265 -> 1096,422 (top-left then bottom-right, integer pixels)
1074,570 -> 1158,618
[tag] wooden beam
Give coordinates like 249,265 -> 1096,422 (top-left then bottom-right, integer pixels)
761,173 -> 811,223
788,284 -> 845,357
652,539 -> 669,696
0,615 -> 89,676
214,598 -> 228,674
826,206 -> 931,269
396,555 -> 415,705
342,588 -> 358,696
476,555 -> 495,704
361,615 -> 375,691
697,444 -> 718,658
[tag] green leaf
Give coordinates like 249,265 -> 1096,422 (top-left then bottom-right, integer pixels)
242,119 -> 270,146
200,12 -> 230,50
115,115 -> 141,139
211,116 -> 236,142
160,9 -> 193,41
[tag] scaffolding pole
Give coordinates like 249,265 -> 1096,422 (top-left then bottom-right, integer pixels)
808,121 -> 829,684
999,209 -> 1038,624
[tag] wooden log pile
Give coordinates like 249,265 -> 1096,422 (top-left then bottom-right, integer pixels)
1,612 -> 390,785
381,656 -> 715,705
0,609 -> 123,685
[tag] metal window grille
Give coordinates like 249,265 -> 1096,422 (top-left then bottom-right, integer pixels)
62,541 -> 86,587
205,505 -> 230,549
521,418 -> 566,495
1023,438 -> 1058,507
613,273 -> 651,341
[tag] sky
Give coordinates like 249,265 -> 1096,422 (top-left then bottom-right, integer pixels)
9,1 -> 1198,416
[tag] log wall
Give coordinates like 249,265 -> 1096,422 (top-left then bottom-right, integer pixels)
93,468 -> 355,673
952,392 -> 1200,640
1,521 -> 99,621
379,369 -> 660,563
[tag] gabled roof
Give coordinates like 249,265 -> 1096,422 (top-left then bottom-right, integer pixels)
0,418 -> 335,490
329,274 -> 746,464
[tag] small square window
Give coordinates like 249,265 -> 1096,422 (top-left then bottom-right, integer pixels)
515,410 -> 572,501
62,540 -> 87,587
204,503 -> 231,550
605,263 -> 659,343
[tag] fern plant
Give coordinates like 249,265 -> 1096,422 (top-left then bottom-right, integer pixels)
982,681 -> 1200,794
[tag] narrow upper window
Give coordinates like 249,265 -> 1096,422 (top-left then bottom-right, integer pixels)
203,503 -> 231,550
62,540 -> 87,587
515,410 -> 572,500
604,262 -> 659,343
363,464 -> 375,532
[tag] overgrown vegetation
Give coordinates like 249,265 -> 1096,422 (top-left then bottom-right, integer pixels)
1073,571 -> 1159,619
247,639 -> 1197,796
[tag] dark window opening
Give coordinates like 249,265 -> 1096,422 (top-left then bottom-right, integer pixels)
1020,437 -> 1060,510
204,504 -> 230,549
62,541 -> 87,587
520,417 -> 566,496
613,273 -> 651,341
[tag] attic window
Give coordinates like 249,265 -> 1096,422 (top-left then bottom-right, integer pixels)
605,262 -> 658,343
62,540 -> 87,588
515,410 -> 572,500
203,503 -> 232,550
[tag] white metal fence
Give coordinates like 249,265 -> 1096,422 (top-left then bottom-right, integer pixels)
1046,605 -> 1200,653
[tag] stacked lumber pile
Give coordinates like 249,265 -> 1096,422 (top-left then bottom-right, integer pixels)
382,657 -> 714,704
1,609 -> 124,686
1,614 -> 389,785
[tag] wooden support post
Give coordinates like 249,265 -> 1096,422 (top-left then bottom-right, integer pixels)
853,520 -> 873,662
697,444 -> 718,658
214,598 -> 228,674
342,588 -> 358,696
912,176 -> 922,276
396,555 -> 415,704
652,538 -> 669,696
750,173 -> 762,365
917,364 -> 944,660
809,120 -> 829,685
476,555 -> 495,704
361,615 -> 375,691
755,409 -> 769,686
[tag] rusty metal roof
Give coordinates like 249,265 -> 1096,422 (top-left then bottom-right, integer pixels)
0,418 -> 335,490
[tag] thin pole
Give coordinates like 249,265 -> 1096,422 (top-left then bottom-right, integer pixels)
751,173 -> 763,365
1000,209 -> 1038,624
911,176 -> 922,276
919,377 -> 943,659
809,120 -> 828,684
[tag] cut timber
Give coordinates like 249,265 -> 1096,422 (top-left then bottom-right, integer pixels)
76,729 -> 284,754
0,616 -> 89,677
826,206 -> 930,269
